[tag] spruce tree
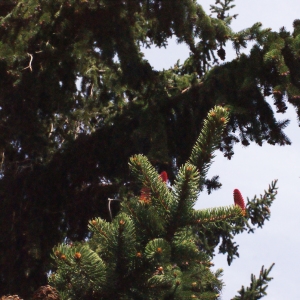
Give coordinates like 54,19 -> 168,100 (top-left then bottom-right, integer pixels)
0,0 -> 299,296
49,106 -> 276,299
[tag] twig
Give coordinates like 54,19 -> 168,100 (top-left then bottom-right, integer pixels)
181,87 -> 190,94
23,53 -> 33,71
90,83 -> 94,97
108,198 -> 122,221
181,82 -> 203,94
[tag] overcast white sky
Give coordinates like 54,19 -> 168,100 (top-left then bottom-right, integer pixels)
142,1 -> 300,299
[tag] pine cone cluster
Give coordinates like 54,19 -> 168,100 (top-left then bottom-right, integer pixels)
0,296 -> 23,300
32,286 -> 60,300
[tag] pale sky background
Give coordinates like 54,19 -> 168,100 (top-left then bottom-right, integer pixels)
142,1 -> 300,299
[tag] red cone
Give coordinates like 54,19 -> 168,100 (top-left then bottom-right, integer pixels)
139,171 -> 168,203
233,189 -> 246,210
159,171 -> 168,183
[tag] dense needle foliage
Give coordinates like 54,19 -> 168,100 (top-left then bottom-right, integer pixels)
49,107 -> 276,299
0,0 -> 298,296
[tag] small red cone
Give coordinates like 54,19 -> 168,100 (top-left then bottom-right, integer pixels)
233,189 -> 246,210
139,171 -> 168,203
159,171 -> 168,183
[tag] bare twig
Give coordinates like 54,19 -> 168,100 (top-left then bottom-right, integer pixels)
181,82 -> 203,94
90,83 -> 94,97
23,53 -> 33,71
108,198 -> 121,221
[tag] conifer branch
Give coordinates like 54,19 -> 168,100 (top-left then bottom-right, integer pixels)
232,263 -> 275,300
129,154 -> 172,213
50,244 -> 106,298
246,180 -> 278,229
167,163 -> 200,237
195,182 -> 278,265
49,105 -> 276,299
193,205 -> 244,226
189,106 -> 230,189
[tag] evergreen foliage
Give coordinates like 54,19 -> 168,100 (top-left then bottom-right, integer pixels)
0,0 -> 298,296
49,107 -> 275,299
232,264 -> 275,300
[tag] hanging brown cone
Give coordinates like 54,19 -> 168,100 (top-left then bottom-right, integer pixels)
0,296 -> 23,300
32,285 -> 60,300
217,47 -> 226,60
233,189 -> 246,210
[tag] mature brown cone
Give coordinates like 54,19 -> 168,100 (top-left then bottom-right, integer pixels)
32,286 -> 60,300
217,47 -> 226,60
0,296 -> 23,300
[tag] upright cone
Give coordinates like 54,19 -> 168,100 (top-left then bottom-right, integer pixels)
233,189 -> 246,210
